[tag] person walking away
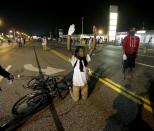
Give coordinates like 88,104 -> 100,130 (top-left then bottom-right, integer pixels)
122,28 -> 140,79
17,37 -> 22,48
21,37 -> 24,46
96,37 -> 100,45
8,39 -> 11,45
42,37 -> 47,51
67,24 -> 97,102
99,37 -> 103,44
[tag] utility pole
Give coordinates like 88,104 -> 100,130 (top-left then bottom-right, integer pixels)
81,17 -> 84,34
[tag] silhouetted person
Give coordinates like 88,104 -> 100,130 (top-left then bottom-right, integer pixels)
127,103 -> 153,131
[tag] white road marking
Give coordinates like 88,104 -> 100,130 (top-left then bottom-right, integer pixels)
24,64 -> 64,75
24,64 -> 39,72
138,54 -> 154,58
0,65 -> 12,82
136,62 -> 154,68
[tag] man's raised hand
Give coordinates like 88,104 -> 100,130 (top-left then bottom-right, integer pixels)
68,24 -> 75,35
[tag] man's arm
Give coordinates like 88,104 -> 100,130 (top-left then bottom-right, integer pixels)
122,37 -> 127,54
89,25 -> 97,57
67,35 -> 73,57
0,66 -> 11,80
67,24 -> 75,58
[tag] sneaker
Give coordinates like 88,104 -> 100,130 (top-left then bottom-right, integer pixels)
8,80 -> 13,85
8,74 -> 14,85
69,86 -> 72,91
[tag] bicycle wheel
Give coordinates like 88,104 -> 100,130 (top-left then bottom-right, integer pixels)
12,92 -> 52,117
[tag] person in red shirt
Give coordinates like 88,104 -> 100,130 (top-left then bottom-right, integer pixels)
122,28 -> 140,79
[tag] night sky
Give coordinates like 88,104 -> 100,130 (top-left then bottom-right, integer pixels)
0,0 -> 154,35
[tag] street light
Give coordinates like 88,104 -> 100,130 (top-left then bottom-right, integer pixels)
16,31 -> 20,35
9,30 -> 13,33
0,19 -> 3,26
98,30 -> 103,35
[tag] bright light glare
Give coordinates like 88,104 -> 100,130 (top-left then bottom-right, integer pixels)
136,30 -> 146,34
32,36 -> 39,40
9,30 -> 13,33
110,13 -> 118,19
109,31 -> 116,36
10,35 -> 13,38
98,30 -> 103,35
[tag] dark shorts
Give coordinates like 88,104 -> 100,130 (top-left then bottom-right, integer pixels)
123,53 -> 136,70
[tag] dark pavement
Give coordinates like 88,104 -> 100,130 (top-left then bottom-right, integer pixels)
0,41 -> 154,131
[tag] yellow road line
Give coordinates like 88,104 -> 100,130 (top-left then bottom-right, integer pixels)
136,62 -> 154,68
99,78 -> 153,113
48,48 -> 153,113
49,48 -> 69,62
104,78 -> 151,105
88,68 -> 151,105
0,65 -> 12,82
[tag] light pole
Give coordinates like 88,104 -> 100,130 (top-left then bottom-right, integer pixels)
0,19 -> 3,34
81,17 -> 84,34
13,29 -> 16,39
49,32 -> 52,39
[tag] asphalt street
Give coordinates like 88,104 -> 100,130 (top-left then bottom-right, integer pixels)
0,41 -> 154,131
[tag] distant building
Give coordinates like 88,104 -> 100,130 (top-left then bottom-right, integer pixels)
115,30 -> 154,48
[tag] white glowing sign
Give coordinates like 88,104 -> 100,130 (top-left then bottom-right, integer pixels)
109,5 -> 118,41
136,30 -> 146,34
110,19 -> 117,26
109,25 -> 117,31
